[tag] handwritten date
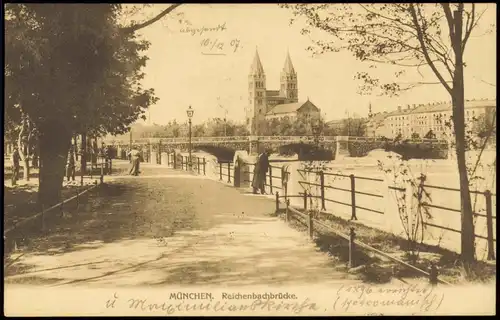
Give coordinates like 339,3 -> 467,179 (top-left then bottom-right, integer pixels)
200,38 -> 242,55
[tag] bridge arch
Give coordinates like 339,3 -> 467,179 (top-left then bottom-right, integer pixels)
192,145 -> 238,162
275,143 -> 335,161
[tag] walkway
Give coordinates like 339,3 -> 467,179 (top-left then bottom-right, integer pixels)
5,162 -> 360,287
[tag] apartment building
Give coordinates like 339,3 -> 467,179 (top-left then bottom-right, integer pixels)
377,99 -> 496,139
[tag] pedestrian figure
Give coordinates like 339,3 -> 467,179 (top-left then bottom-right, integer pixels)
100,142 -> 108,174
66,146 -> 76,181
233,155 -> 243,187
252,150 -> 270,194
91,140 -> 98,170
11,147 -> 21,186
128,148 -> 141,176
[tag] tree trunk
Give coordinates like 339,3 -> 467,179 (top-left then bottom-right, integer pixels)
452,9 -> 476,263
74,135 -> 79,161
17,135 -> 30,182
38,124 -> 72,207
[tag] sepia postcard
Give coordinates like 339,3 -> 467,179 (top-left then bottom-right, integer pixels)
3,3 -> 496,316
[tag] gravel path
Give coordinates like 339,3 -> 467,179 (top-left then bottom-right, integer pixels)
5,162 -> 361,287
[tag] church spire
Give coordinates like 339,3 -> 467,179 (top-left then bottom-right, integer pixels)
249,47 -> 265,75
282,50 -> 296,74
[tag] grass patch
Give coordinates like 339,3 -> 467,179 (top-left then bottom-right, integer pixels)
277,207 -> 496,285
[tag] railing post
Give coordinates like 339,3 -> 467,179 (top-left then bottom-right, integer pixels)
41,204 -> 46,232
158,141 -> 162,165
285,199 -> 290,223
429,262 -> 438,285
485,190 -> 495,260
303,192 -> 308,211
275,192 -> 279,213
197,158 -> 201,174
309,192 -> 313,210
60,198 -> 65,218
219,162 -> 223,181
100,162 -> 104,184
75,187 -> 79,212
269,166 -> 273,195
203,158 -> 206,175
350,174 -> 357,220
12,236 -> 18,252
80,173 -> 84,186
319,170 -> 326,211
180,156 -> 183,170
227,162 -> 231,183
348,227 -> 356,268
308,210 -> 314,239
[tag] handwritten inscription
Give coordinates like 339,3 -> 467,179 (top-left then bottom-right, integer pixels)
105,292 -> 317,315
333,284 -> 444,314
104,284 -> 445,315
200,38 -> 242,56
180,23 -> 227,36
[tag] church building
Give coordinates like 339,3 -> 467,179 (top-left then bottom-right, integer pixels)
246,49 -> 321,135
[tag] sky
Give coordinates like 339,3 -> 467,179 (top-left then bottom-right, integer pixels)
131,4 -> 496,126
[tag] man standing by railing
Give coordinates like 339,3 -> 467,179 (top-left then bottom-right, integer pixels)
252,149 -> 269,194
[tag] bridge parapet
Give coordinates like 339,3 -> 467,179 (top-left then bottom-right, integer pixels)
103,136 -> 449,161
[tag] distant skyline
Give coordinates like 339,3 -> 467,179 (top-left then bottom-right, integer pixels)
132,4 -> 496,126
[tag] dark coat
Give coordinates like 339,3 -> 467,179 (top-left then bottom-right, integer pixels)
251,153 -> 269,190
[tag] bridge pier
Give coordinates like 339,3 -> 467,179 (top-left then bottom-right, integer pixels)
150,151 -> 158,164
334,136 -> 350,160
233,150 -> 250,188
161,152 -> 169,166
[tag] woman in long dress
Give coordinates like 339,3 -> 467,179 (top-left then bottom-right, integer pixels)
128,148 -> 141,176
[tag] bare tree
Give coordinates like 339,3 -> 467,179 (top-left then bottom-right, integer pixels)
282,3 -> 494,263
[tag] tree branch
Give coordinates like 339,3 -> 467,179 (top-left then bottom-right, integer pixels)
120,4 -> 182,34
440,3 -> 455,42
409,4 -> 453,95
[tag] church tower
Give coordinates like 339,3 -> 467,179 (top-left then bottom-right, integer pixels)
280,50 -> 298,103
247,48 -> 267,135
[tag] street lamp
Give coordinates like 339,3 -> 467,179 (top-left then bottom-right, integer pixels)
186,105 -> 194,170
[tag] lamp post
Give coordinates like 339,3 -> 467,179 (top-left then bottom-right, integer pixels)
186,105 -> 194,170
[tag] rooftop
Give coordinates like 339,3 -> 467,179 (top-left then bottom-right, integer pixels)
249,48 -> 265,75
266,100 -> 317,115
386,99 -> 496,117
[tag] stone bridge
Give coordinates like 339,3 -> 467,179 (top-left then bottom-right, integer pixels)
104,136 -> 346,161
102,135 -> 449,162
